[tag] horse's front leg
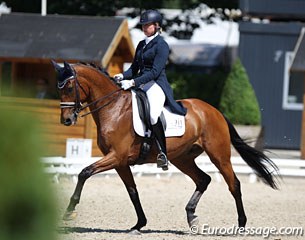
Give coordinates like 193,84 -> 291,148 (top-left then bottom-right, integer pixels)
63,153 -> 118,220
116,165 -> 147,232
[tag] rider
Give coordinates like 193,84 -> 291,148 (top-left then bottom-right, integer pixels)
114,9 -> 187,170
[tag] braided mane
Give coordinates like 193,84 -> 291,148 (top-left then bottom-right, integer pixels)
79,62 -> 110,77
78,62 -> 119,86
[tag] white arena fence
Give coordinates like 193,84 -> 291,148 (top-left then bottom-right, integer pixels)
41,155 -> 305,183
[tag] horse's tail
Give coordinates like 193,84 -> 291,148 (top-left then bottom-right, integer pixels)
225,117 -> 279,189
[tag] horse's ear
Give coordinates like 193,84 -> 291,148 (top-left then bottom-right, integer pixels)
51,59 -> 61,72
63,61 -> 72,71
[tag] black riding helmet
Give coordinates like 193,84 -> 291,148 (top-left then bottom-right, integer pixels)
139,9 -> 162,26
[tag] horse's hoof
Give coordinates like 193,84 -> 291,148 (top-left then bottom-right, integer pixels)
189,216 -> 200,234
63,211 -> 78,221
188,216 -> 199,227
129,229 -> 141,235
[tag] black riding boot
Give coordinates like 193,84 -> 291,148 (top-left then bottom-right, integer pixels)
151,119 -> 168,171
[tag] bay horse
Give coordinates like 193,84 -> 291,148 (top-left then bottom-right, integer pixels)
52,61 -> 278,232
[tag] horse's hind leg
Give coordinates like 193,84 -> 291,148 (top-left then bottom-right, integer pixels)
222,166 -> 247,227
209,155 -> 247,227
204,117 -> 247,227
232,174 -> 247,228
171,157 -> 211,227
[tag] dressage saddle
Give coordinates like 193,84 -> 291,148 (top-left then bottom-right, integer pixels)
134,89 -> 168,170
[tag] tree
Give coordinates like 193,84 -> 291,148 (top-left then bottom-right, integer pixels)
4,0 -> 238,16
4,0 -> 41,13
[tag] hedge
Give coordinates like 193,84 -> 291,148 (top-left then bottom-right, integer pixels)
0,108 -> 57,240
219,58 -> 261,125
167,67 -> 228,108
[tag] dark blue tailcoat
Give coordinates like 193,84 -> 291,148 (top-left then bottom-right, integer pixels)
123,35 -> 187,115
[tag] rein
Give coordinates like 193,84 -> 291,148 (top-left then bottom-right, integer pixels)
60,66 -> 122,118
79,88 -> 122,117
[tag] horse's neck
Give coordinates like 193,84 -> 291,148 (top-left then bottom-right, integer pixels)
85,72 -> 131,129
88,77 -> 118,101
90,90 -> 132,153
77,65 -> 117,97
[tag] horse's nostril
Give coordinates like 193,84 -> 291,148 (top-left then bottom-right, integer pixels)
64,118 -> 72,126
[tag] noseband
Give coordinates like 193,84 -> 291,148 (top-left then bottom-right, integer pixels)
59,66 -> 122,118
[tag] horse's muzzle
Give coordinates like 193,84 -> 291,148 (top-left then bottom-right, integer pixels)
62,118 -> 73,126
61,113 -> 77,126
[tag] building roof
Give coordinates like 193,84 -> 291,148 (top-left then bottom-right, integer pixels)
169,43 -> 227,67
0,13 -> 134,66
239,0 -> 305,21
291,27 -> 305,72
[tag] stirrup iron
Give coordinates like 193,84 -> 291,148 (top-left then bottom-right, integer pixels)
157,152 -> 168,171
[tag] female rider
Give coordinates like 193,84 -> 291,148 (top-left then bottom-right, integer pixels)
114,9 -> 187,170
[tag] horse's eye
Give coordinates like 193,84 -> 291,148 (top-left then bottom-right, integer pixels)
67,83 -> 74,93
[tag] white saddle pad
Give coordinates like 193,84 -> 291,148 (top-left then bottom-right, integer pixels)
131,90 -> 185,137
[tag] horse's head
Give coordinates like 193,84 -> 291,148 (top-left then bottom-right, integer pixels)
52,60 -> 87,126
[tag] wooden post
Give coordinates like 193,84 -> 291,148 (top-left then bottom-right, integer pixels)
11,62 -> 17,93
301,77 -> 305,159
0,62 -> 2,96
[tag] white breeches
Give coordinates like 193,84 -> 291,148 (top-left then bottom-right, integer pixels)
144,83 -> 165,125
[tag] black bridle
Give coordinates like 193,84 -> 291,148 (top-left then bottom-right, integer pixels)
59,66 -> 122,118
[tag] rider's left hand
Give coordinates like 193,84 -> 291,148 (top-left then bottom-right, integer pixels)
120,80 -> 135,90
114,73 -> 123,81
